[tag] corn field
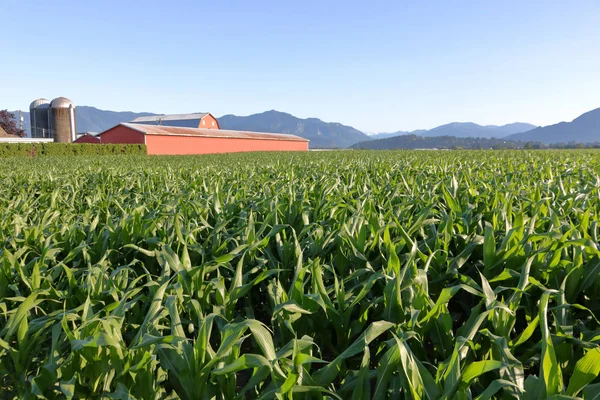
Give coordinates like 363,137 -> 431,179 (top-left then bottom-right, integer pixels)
2,150 -> 600,399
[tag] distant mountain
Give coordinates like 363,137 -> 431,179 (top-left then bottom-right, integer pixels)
75,106 -> 158,133
421,122 -> 536,139
351,134 -> 521,150
505,108 -> 600,144
492,123 -> 539,136
218,110 -> 369,148
353,123 -> 534,144
368,130 -> 428,140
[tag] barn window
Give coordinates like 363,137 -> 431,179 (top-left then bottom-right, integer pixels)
212,121 -> 215,126
202,120 -> 206,125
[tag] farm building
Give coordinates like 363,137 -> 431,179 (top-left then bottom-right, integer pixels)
30,97 -> 77,142
95,123 -> 309,155
130,113 -> 220,129
74,132 -> 101,144
0,125 -> 54,143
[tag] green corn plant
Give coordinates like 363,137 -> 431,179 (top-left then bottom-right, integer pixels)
1,150 -> 600,398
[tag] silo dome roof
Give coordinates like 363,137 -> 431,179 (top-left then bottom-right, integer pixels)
50,97 -> 75,108
30,98 -> 50,109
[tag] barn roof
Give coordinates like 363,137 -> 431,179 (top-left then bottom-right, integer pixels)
120,123 -> 309,142
0,126 -> 9,137
130,113 -> 209,123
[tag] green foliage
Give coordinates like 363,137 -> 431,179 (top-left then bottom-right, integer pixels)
1,150 -> 600,399
351,134 -> 530,150
0,142 -> 146,157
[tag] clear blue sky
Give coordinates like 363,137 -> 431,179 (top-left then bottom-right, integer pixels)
2,0 -> 599,132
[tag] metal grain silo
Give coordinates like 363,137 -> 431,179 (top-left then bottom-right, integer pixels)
50,97 -> 76,143
29,98 -> 51,138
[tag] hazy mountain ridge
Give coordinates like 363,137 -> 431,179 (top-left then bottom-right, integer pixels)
218,110 -> 369,148
368,130 -> 428,140
351,107 -> 600,149
421,122 -> 537,138
75,106 -> 158,133
505,108 -> 600,144
363,122 -> 535,141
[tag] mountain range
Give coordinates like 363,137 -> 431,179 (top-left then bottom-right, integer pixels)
371,123 -> 536,140
421,122 -> 536,138
505,108 -> 600,144
218,111 -> 368,148
367,130 -> 428,140
361,109 -> 600,148
75,107 -> 157,134
8,105 -> 600,148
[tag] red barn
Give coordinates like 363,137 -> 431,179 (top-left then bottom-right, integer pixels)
74,133 -> 101,144
99,123 -> 309,155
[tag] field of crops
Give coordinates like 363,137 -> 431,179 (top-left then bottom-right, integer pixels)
2,150 -> 600,399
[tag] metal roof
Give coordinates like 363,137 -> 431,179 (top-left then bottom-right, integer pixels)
77,132 -> 100,137
130,113 -> 209,123
120,123 -> 309,142
0,137 -> 54,143
30,98 -> 50,110
50,97 -> 75,108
